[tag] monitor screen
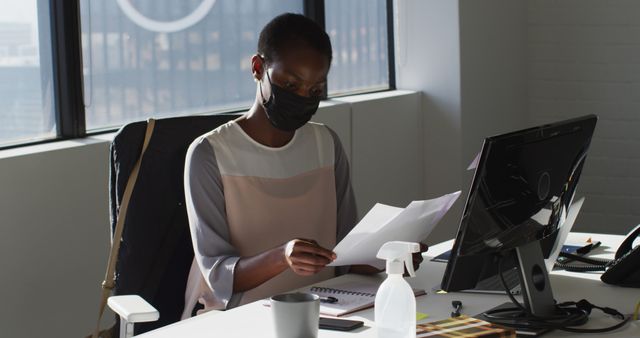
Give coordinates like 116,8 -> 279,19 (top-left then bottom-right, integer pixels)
441,115 -> 597,292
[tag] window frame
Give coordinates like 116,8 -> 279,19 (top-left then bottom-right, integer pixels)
0,0 -> 396,151
50,0 -> 86,139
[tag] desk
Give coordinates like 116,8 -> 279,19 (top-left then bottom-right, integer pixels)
137,233 -> 639,337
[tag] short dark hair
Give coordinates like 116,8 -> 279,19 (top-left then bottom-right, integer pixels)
258,13 -> 332,65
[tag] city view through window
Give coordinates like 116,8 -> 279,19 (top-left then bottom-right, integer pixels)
0,0 -> 390,147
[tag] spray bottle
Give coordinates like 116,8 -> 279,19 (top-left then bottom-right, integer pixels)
375,241 -> 420,338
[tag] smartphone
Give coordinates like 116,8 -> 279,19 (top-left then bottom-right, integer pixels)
319,317 -> 364,331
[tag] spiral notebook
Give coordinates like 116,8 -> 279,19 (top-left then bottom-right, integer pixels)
308,280 -> 426,317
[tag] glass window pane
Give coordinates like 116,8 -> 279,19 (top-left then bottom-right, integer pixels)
0,1 -> 55,147
80,0 -> 303,130
325,0 -> 390,95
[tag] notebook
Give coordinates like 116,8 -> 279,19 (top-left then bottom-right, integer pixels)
307,280 -> 426,317
416,315 -> 515,338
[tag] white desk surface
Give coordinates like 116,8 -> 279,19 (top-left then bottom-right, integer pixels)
137,232 -> 639,337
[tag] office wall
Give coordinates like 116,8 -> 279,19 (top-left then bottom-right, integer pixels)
337,91 -> 424,217
527,0 -> 640,234
0,92 -> 421,337
0,140 -> 111,338
459,0 -> 528,170
394,0 -> 463,243
394,0 -> 528,243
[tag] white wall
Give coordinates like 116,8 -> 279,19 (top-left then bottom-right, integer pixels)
393,0 -> 639,240
0,91 -> 422,338
334,91 -> 424,217
316,91 -> 424,218
394,0 -> 463,243
0,140 -> 111,337
394,0 -> 529,243
527,0 -> 640,234
459,0 -> 528,169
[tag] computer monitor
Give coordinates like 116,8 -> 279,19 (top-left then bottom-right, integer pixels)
441,115 -> 597,322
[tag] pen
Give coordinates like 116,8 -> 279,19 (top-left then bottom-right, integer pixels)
576,241 -> 601,255
317,296 -> 338,304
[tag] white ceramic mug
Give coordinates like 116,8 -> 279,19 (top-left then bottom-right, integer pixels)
271,292 -> 320,338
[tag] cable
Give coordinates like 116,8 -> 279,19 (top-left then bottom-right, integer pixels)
555,252 -> 611,272
555,262 -> 606,272
480,255 -> 630,334
484,258 -> 586,323
451,300 -> 463,318
558,252 -> 611,266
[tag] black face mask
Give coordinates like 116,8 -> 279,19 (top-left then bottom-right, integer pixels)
260,72 -> 320,132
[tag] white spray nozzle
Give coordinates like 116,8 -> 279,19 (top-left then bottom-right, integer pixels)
377,241 -> 420,277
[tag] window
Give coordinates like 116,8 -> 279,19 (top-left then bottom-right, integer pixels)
0,0 -> 393,148
80,0 -> 303,130
0,1 -> 55,147
325,0 -> 390,95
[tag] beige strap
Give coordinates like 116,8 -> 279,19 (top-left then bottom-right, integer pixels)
91,118 -> 156,338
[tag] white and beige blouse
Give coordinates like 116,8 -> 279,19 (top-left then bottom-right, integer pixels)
182,120 -> 357,318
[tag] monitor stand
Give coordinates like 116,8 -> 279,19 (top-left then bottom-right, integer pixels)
477,241 -> 561,336
515,240 -> 557,315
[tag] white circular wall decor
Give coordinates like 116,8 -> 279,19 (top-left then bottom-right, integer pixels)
116,0 -> 217,33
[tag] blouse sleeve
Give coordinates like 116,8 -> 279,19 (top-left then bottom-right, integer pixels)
184,136 -> 243,309
326,127 -> 358,275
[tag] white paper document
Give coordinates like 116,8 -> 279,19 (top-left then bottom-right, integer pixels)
467,151 -> 481,170
329,191 -> 461,269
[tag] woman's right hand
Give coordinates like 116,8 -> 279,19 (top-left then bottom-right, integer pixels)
283,239 -> 337,276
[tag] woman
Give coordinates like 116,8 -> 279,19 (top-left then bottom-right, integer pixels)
182,13 -> 424,317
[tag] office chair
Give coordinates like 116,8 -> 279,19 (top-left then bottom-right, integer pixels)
103,114 -> 239,337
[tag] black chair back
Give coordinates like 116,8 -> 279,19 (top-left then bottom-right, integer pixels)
109,114 -> 238,334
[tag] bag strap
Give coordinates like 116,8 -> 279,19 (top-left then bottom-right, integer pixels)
91,118 -> 156,338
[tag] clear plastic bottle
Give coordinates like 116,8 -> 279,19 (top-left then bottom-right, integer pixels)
375,241 -> 420,338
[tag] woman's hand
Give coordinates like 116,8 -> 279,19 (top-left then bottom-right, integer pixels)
410,243 -> 429,273
283,239 -> 336,276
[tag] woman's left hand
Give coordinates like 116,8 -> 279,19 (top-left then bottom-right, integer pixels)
408,243 -> 428,275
